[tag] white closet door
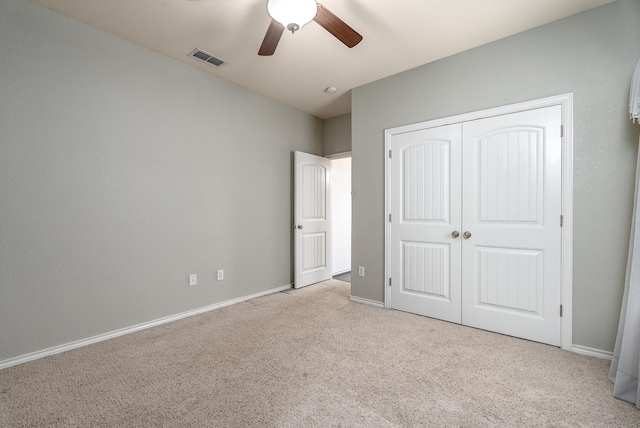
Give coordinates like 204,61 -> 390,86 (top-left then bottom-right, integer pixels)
389,124 -> 462,323
461,106 -> 562,346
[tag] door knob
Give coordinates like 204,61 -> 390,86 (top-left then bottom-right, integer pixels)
451,231 -> 460,238
297,225 -> 304,229
463,231 -> 472,239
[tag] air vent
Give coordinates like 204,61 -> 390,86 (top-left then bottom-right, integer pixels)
189,48 -> 227,68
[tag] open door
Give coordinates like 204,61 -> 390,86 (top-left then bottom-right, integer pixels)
294,151 -> 332,288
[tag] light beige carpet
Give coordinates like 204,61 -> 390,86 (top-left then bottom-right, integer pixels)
1,280 -> 639,427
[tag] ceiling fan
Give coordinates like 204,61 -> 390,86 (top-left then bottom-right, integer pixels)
258,0 -> 363,56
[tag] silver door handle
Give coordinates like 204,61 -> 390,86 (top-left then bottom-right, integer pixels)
296,225 -> 303,229
463,231 -> 472,239
451,231 -> 460,238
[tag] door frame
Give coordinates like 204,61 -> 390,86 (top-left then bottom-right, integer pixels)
384,93 -> 574,351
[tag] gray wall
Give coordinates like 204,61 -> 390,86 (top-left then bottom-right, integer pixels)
0,0 -> 323,362
351,0 -> 640,353
323,114 -> 352,155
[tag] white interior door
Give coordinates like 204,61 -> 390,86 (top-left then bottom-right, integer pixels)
461,106 -> 562,346
294,151 -> 332,289
389,124 -> 462,323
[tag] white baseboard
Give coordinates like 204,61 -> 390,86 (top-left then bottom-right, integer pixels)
350,295 -> 385,308
572,345 -> 613,360
0,283 -> 293,371
332,269 -> 351,276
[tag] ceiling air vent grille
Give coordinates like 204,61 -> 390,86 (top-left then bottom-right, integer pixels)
189,48 -> 227,68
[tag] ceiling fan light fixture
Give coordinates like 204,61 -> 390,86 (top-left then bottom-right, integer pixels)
267,0 -> 317,33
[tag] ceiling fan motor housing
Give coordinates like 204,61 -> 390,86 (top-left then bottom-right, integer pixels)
267,0 -> 318,31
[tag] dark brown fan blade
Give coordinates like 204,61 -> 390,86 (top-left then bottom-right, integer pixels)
313,4 -> 362,48
258,19 -> 285,56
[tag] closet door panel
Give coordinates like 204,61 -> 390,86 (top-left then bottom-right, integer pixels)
461,106 -> 562,346
389,124 -> 462,323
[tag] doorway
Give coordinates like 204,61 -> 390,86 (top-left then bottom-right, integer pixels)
329,154 -> 352,283
293,152 -> 352,288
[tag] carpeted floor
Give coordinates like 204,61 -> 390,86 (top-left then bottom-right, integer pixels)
1,280 -> 638,427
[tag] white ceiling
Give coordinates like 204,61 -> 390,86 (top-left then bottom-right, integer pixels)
29,0 -> 616,119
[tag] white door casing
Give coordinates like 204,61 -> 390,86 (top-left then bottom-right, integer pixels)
385,96 -> 571,349
294,151 -> 332,289
389,124 -> 462,323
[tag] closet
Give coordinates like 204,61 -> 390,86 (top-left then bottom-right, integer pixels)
386,105 -> 562,346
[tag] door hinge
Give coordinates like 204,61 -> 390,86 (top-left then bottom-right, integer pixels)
561,125 -> 564,138
560,215 -> 564,227
389,150 -> 392,159
388,277 -> 392,286
389,214 -> 392,222
560,305 -> 563,317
